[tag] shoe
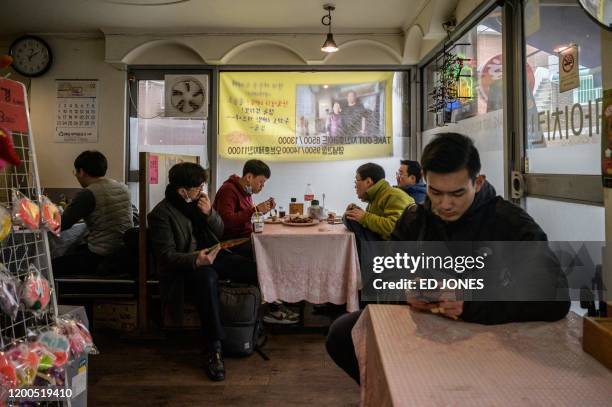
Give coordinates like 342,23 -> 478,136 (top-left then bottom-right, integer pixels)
264,306 -> 300,325
204,350 -> 225,381
277,303 -> 300,321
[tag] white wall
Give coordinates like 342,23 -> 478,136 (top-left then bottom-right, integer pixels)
1,36 -> 126,188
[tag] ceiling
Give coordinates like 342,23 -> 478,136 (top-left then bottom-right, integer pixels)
1,0 -> 429,36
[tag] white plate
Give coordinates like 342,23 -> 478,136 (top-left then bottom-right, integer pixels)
282,219 -> 319,227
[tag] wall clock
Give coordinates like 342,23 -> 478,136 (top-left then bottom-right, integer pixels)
9,35 -> 53,77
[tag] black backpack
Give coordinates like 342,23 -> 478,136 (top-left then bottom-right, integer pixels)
218,283 -> 267,358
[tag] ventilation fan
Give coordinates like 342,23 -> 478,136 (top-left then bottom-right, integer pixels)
164,74 -> 208,118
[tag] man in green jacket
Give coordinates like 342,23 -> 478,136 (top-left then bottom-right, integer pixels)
344,162 -> 414,241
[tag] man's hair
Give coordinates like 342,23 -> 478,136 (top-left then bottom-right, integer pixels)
74,151 -> 107,177
421,133 -> 481,180
169,162 -> 208,189
400,160 -> 422,183
357,163 -> 385,184
243,159 -> 271,178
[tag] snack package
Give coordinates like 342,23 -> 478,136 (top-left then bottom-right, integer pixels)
5,343 -> 40,387
0,264 -> 19,320
0,352 -> 17,400
0,206 -> 12,241
11,190 -> 40,231
20,264 -> 51,315
57,318 -> 98,357
38,329 -> 70,367
40,195 -> 61,236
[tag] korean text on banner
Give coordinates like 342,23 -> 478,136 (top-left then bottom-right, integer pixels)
219,72 -> 394,161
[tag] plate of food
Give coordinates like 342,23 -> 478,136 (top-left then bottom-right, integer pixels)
264,216 -> 284,224
282,215 -> 319,227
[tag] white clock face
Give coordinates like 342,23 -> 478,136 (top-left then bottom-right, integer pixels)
10,36 -> 52,77
170,79 -> 205,113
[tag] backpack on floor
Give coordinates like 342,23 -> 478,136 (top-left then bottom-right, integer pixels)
218,283 -> 267,358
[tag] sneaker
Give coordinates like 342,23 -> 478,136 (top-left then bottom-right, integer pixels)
264,308 -> 300,324
204,350 -> 225,381
277,303 -> 300,321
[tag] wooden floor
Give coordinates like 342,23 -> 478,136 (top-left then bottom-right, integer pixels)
88,329 -> 360,406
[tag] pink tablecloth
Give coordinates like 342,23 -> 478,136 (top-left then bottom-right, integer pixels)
352,305 -> 612,407
252,223 -> 361,311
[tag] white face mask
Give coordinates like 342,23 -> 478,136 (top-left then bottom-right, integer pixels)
244,185 -> 253,195
184,196 -> 193,203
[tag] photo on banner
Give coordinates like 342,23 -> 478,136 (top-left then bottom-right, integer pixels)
219,71 -> 394,161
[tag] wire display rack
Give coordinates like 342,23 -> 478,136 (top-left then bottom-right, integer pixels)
0,81 -> 58,351
0,79 -> 62,406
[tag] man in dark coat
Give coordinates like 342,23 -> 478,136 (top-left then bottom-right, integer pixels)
148,162 -> 257,382
326,132 -> 570,384
396,159 -> 426,204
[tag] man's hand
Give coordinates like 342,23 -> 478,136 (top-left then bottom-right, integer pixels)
256,199 -> 272,214
345,207 -> 366,222
198,194 -> 212,215
407,298 -> 464,320
436,301 -> 463,320
196,245 -> 220,267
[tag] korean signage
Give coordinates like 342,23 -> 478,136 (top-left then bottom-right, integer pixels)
218,72 -> 394,161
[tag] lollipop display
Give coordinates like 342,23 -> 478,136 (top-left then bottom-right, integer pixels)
0,206 -> 12,241
11,190 -> 40,231
20,264 -> 51,314
40,195 -> 61,236
0,264 -> 19,320
57,317 -> 98,357
38,329 -> 70,367
5,343 -> 40,387
0,352 -> 17,399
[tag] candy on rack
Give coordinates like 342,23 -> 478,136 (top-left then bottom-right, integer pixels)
5,343 -> 40,387
40,195 -> 61,236
0,206 -> 12,241
20,264 -> 51,314
11,190 -> 40,231
0,127 -> 22,170
0,264 -> 20,320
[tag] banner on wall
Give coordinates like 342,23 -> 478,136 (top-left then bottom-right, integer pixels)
218,72 -> 394,161
55,79 -> 99,143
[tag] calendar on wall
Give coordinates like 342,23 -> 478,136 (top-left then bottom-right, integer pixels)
55,79 -> 98,143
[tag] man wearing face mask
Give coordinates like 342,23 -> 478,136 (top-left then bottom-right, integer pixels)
213,159 -> 276,242
148,162 -> 258,381
213,159 -> 299,324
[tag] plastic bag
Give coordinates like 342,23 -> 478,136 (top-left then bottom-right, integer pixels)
40,195 -> 61,236
0,352 -> 17,401
57,317 -> 99,357
0,264 -> 20,320
38,329 -> 70,367
5,343 -> 40,387
11,190 -> 40,231
20,264 -> 51,315
0,206 -> 12,241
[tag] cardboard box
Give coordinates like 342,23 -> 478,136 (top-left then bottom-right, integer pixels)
583,317 -> 612,371
93,300 -> 137,332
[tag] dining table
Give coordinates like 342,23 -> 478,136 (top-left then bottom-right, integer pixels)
251,220 -> 361,311
352,304 -> 612,407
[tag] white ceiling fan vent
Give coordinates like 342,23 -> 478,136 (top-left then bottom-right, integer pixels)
164,74 -> 208,118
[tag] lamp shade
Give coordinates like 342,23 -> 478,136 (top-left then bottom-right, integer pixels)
321,33 -> 339,53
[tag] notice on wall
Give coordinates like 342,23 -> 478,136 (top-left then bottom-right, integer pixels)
0,78 -> 28,133
558,45 -> 579,93
55,80 -> 99,143
149,154 -> 159,185
218,71 -> 394,162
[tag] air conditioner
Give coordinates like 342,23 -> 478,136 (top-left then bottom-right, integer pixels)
164,74 -> 208,118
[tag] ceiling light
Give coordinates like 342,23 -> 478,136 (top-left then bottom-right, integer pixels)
321,4 -> 338,53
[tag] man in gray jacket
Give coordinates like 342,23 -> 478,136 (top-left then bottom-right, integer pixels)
148,162 -> 258,382
52,151 -> 133,276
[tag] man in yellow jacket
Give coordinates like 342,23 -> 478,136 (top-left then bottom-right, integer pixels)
344,162 -> 415,241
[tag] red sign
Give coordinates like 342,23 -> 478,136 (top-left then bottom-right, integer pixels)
0,78 -> 28,133
149,155 -> 159,184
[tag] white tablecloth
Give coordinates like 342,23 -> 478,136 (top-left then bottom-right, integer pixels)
352,305 -> 612,407
252,223 -> 361,311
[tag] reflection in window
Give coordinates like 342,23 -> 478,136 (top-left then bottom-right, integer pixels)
422,6 -> 506,197
524,0 -> 602,175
